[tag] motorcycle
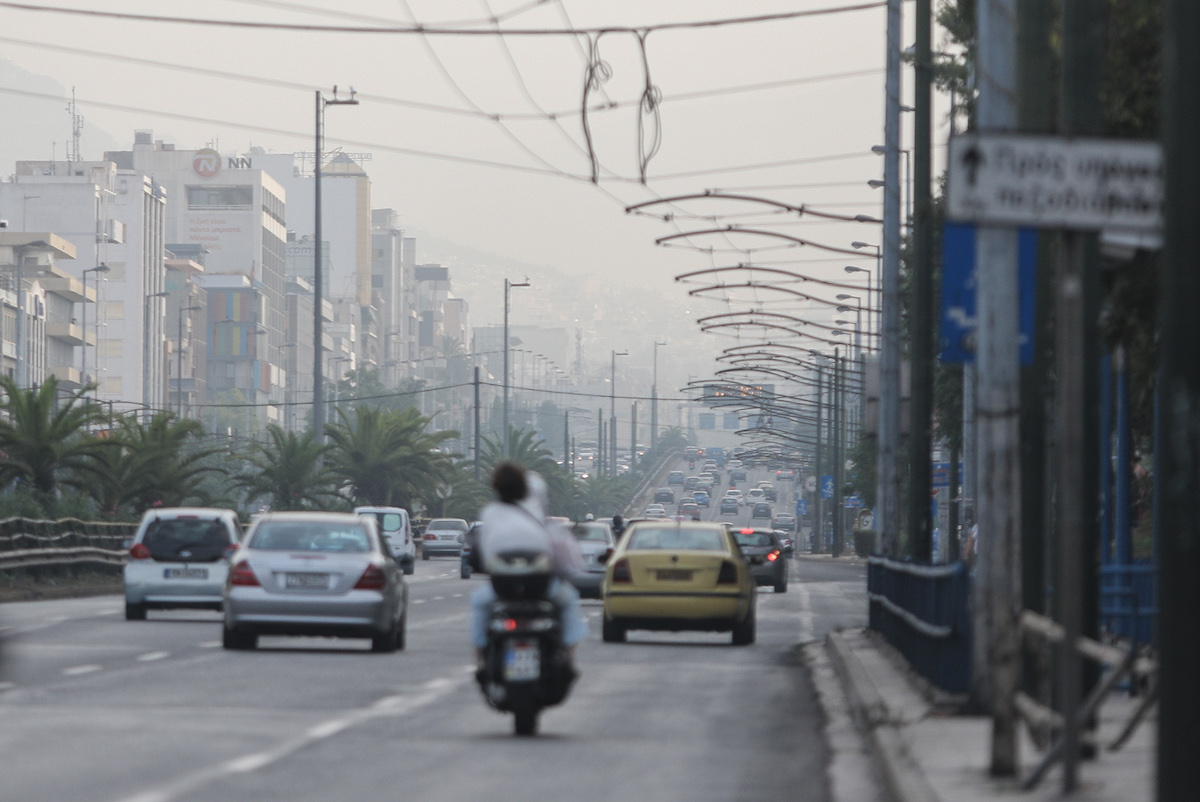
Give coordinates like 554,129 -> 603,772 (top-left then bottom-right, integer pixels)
476,551 -> 576,736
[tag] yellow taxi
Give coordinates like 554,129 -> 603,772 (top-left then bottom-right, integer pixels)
601,521 -> 757,645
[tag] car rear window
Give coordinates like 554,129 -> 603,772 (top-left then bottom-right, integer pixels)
428,519 -> 468,532
626,526 -> 725,551
142,518 -> 232,562
735,532 -> 775,547
250,522 -> 371,552
572,524 -> 610,543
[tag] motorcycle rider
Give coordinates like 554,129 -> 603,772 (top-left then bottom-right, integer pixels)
471,462 -> 588,671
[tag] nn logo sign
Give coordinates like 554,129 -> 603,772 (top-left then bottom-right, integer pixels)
193,148 -> 221,178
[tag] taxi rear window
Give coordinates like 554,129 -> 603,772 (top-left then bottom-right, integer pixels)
626,527 -> 725,551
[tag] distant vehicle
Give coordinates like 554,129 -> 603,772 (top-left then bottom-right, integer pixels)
727,459 -> 744,470
567,520 -> 616,599
684,476 -> 700,491
723,488 -> 745,505
706,447 -> 728,467
746,488 -> 766,504
720,497 -> 740,515
696,477 -> 715,493
422,518 -> 469,559
751,502 -> 773,520
732,528 -> 788,593
653,487 -> 676,504
668,470 -> 685,485
761,485 -> 778,502
776,469 -> 797,482
354,506 -> 415,575
124,507 -> 242,620
729,468 -> 748,482
693,490 -> 711,507
222,511 -> 408,652
678,502 -> 702,521
772,513 -> 797,532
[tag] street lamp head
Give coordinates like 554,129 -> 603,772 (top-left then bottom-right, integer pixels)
851,241 -> 875,250
871,145 -> 886,155
836,293 -> 857,301
854,214 -> 883,223
836,306 -> 851,313
844,265 -> 869,274
867,179 -> 886,189
85,263 -> 111,275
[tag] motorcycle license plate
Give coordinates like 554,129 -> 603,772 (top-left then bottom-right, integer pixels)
504,642 -> 540,682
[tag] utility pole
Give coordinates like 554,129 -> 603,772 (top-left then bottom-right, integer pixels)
974,0 -> 1021,777
473,366 -> 481,482
907,0 -> 934,562
833,352 -> 845,557
1056,1 -> 1105,791
876,0 -> 903,557
630,402 -> 637,473
815,363 -> 825,552
1159,2 -> 1200,796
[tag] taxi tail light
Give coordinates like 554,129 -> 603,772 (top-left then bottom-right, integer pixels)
717,560 -> 739,584
129,543 -> 152,560
611,558 -> 632,583
767,550 -> 780,562
230,560 -> 260,586
354,564 -> 387,590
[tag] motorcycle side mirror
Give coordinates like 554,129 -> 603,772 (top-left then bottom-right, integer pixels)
598,548 -> 613,564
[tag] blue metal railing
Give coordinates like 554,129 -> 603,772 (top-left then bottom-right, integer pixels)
867,557 -> 972,693
1100,560 -> 1156,646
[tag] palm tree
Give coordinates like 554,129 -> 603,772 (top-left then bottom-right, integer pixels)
233,424 -> 341,511
0,376 -> 112,502
419,461 -> 492,520
325,405 -> 457,507
79,413 -> 226,516
480,426 -> 581,517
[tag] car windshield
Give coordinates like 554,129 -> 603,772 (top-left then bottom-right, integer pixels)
626,526 -> 725,551
250,521 -> 372,552
142,517 -> 231,562
429,519 -> 468,532
735,532 -> 775,548
572,524 -> 610,543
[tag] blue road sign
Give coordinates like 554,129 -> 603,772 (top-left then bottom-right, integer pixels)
820,475 -> 834,500
845,495 -> 863,508
932,461 -> 951,488
797,498 -> 808,517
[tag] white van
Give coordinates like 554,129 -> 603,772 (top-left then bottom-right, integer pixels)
354,506 -> 416,574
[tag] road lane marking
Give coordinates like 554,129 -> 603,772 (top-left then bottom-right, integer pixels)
413,599 -> 426,604
0,681 -> 16,691
115,672 -> 469,802
136,652 -> 170,662
63,664 -> 102,676
197,641 -> 221,648
452,593 -> 463,598
433,596 -> 445,601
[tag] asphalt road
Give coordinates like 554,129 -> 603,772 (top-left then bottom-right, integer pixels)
0,464 -> 866,802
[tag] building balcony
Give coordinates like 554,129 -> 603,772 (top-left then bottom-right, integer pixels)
46,364 -> 83,388
46,321 -> 94,346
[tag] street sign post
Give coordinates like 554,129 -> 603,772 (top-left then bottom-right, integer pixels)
796,498 -> 808,517
947,133 -> 1163,232
820,475 -> 834,500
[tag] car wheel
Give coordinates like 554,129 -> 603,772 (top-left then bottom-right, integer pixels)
395,610 -> 407,651
372,620 -> 398,653
774,576 -> 788,593
732,609 -> 756,646
422,549 -> 430,561
513,705 -> 539,736
403,559 -> 415,576
222,627 -> 257,650
124,601 -> 146,621
460,562 -> 472,579
601,617 -> 626,643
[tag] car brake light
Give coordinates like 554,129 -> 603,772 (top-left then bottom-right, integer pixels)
504,618 -> 518,631
767,551 -> 780,562
739,528 -> 754,535
354,564 -> 387,590
230,560 -> 260,586
611,558 -> 632,583
717,560 -> 738,584
129,543 -> 151,560
424,533 -> 437,540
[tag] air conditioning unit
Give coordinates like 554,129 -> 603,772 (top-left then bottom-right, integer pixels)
104,219 -> 125,244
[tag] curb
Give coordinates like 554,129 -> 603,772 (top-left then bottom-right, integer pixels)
827,629 -> 940,802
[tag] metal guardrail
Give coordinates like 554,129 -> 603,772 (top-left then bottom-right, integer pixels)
867,556 -> 972,693
1100,561 -> 1156,646
0,517 -> 137,571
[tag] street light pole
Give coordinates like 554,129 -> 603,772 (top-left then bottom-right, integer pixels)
177,304 -> 202,417
502,277 -> 530,456
611,349 -> 628,476
312,86 -> 358,438
81,264 -> 110,394
652,340 -> 667,452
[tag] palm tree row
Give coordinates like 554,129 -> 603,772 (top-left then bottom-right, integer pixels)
0,377 -> 676,522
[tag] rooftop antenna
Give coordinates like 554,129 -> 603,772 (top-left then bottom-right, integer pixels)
66,87 -> 84,163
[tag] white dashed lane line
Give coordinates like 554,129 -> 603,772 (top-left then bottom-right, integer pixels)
0,681 -> 16,692
136,652 -> 170,662
62,664 -> 102,676
413,599 -> 426,604
198,641 -> 221,648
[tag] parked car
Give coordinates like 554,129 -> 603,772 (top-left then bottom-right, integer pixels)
123,507 -> 243,620
602,522 -> 757,644
732,527 -> 788,593
222,512 -> 408,652
354,506 -> 415,575
422,517 -> 469,559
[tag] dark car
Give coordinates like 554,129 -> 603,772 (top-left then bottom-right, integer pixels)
654,487 -> 676,504
733,527 -> 788,593
730,468 -> 748,483
460,522 -> 483,579
720,497 -> 740,515
762,485 -> 778,502
751,502 -> 773,520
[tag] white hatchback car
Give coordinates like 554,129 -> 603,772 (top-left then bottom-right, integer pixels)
746,488 -> 767,504
123,507 -> 242,620
354,506 -> 415,575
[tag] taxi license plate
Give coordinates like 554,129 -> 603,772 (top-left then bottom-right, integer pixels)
504,642 -> 540,682
163,567 -> 208,580
656,569 -> 693,581
285,572 -> 329,589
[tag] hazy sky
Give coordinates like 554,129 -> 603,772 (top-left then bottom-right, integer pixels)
0,0 -> 949,389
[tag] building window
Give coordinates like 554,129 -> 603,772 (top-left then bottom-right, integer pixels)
105,301 -> 125,319
101,376 -> 123,395
723,413 -> 740,429
698,413 -> 716,430
99,339 -> 123,358
186,185 -> 252,209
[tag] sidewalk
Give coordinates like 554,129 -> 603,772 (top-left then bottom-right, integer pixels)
822,627 -> 1155,801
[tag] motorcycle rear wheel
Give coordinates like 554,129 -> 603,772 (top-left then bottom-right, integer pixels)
513,705 -> 539,736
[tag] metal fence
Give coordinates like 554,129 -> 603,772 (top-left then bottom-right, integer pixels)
0,517 -> 136,570
1100,559 -> 1156,646
867,556 -> 973,693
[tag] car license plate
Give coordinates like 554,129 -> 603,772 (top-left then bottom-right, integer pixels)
504,642 -> 540,682
285,572 -> 329,589
163,567 -> 208,580
657,569 -> 694,581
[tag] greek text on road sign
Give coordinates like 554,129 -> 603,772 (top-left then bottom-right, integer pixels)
947,134 -> 1162,232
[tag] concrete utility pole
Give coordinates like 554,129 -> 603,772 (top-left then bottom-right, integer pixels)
876,0 -> 903,557
973,0 -> 1022,777
1159,3 -> 1200,797
907,0 -> 934,562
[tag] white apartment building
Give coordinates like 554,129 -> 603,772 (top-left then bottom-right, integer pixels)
0,160 -> 168,412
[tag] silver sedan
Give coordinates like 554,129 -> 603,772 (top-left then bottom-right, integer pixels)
222,512 -> 408,652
